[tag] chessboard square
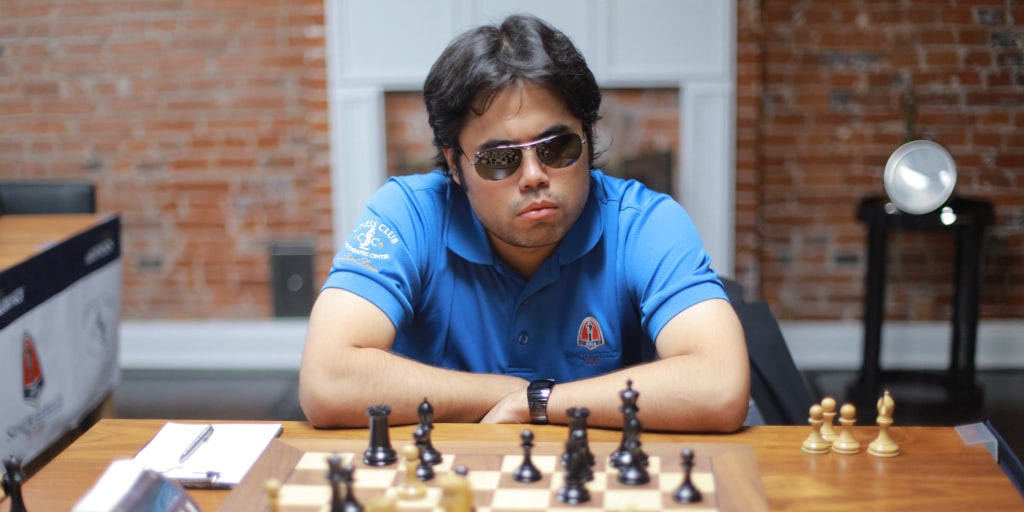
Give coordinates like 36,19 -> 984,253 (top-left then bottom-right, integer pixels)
296,451 -> 354,471
279,484 -> 330,507
692,472 -> 716,492
467,470 -> 502,489
490,489 -> 554,510
432,457 -> 454,472
357,467 -> 400,488
603,489 -> 663,511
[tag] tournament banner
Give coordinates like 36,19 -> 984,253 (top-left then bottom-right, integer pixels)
0,215 -> 121,467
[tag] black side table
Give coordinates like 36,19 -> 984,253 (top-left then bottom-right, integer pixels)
853,195 -> 994,409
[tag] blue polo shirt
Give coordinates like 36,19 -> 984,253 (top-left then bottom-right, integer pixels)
323,170 -> 725,382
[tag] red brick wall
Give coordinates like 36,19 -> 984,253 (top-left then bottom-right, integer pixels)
749,0 -> 1024,321
2,1 -> 1021,322
0,0 -> 332,318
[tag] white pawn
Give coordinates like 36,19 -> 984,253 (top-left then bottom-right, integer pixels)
868,390 -> 900,457
265,479 -> 281,512
831,403 -> 861,454
397,444 -> 427,500
801,404 -> 832,455
819,397 -> 838,442
366,494 -> 398,512
437,472 -> 473,512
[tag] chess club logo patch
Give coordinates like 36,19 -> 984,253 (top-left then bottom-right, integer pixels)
21,332 -> 45,406
343,220 -> 399,271
576,316 -> 605,351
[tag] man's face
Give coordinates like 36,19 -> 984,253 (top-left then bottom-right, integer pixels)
444,82 -> 591,268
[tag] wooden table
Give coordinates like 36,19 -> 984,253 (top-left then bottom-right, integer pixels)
0,213 -> 112,268
3,419 -> 1021,511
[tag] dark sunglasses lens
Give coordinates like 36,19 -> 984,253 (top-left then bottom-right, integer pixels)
475,148 -> 521,180
536,134 -> 583,168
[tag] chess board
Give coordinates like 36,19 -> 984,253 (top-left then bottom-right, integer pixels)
221,439 -> 767,511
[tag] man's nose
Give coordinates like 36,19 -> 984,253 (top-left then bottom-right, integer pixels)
517,150 -> 550,189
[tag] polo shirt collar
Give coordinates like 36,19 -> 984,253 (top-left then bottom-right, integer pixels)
446,178 -> 603,267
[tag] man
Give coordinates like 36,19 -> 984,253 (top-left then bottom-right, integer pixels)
299,14 -> 749,432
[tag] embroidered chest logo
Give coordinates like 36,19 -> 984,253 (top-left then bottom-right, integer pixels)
576,316 -> 605,352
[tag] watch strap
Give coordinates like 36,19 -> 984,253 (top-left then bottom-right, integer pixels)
527,379 -> 556,424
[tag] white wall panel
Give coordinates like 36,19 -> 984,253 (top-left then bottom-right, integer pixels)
335,1 -> 460,88
604,0 -> 730,81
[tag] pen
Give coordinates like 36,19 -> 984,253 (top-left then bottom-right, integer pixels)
178,425 -> 214,464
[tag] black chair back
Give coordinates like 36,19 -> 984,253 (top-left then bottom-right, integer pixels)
722,277 -> 812,425
0,181 -> 96,214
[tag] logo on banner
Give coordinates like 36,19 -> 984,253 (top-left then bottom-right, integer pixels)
576,316 -> 605,352
84,298 -> 118,354
22,332 -> 45,406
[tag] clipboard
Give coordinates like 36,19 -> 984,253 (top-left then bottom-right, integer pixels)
132,422 -> 283,488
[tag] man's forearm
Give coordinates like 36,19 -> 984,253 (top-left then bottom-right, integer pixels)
300,346 -> 528,428
543,356 -> 749,433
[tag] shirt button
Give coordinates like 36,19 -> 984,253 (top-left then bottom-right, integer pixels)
518,333 -> 529,345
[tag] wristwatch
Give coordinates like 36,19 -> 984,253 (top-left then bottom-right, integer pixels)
527,379 -> 556,424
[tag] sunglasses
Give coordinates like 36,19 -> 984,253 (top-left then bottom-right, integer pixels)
467,133 -> 586,181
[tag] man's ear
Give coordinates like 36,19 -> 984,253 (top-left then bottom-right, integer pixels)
443,147 -> 462,186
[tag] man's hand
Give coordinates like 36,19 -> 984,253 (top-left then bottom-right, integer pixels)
479,384 -> 530,424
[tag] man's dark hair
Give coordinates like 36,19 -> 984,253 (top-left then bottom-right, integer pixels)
423,14 -> 602,174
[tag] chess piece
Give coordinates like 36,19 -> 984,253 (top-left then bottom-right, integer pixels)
339,463 -> 363,512
365,495 -> 397,512
612,415 -> 649,469
819,397 -> 838,442
801,404 -> 832,455
416,398 -> 443,465
414,435 -> 436,482
513,429 -> 542,483
396,445 -> 427,500
328,459 -> 344,512
831,403 -> 862,455
2,456 -> 27,512
611,379 -> 640,467
265,478 -> 281,512
672,448 -> 703,504
557,431 -> 591,505
327,454 -> 364,512
565,407 -> 595,468
364,404 -> 398,466
437,471 -> 473,512
868,390 -> 900,458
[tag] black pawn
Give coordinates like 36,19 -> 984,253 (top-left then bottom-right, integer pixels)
414,440 -> 435,482
363,405 -> 397,466
512,429 -> 542,483
3,456 -> 27,512
673,448 -> 702,504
